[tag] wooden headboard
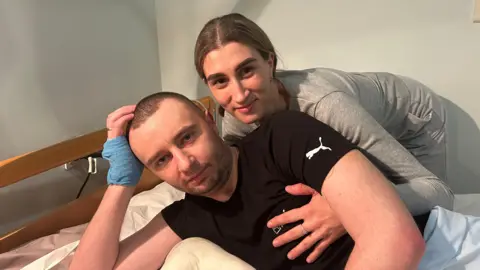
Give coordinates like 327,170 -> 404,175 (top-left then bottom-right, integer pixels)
0,96 -> 216,253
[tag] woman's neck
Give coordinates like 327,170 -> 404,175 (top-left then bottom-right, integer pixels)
272,78 -> 289,111
253,79 -> 290,126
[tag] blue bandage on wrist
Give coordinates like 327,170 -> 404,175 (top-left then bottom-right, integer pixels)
102,136 -> 144,186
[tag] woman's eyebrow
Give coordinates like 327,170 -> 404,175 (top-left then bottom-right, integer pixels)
205,58 -> 257,82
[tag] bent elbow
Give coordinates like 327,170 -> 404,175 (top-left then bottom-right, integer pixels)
428,177 -> 455,210
440,182 -> 455,210
398,227 -> 426,268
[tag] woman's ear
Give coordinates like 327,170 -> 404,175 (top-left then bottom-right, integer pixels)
267,53 -> 275,76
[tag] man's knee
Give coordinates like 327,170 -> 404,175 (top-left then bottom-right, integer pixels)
162,238 -> 254,270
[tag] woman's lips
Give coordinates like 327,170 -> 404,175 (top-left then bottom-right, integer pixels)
236,100 -> 255,114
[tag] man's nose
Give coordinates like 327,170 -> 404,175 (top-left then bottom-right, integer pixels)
176,150 -> 195,173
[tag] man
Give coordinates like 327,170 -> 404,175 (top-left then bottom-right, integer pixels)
70,92 -> 479,270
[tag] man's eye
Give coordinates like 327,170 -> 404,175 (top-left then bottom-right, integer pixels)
181,133 -> 195,146
157,155 -> 171,167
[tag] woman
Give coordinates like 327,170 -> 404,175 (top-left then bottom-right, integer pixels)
193,12 -> 454,262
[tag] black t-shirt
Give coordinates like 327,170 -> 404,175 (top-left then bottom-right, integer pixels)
162,110 -> 430,270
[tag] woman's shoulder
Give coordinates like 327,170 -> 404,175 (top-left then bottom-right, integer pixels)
276,67 -> 360,118
277,67 -> 354,103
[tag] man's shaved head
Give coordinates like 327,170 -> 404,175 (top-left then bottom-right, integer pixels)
127,92 -> 205,138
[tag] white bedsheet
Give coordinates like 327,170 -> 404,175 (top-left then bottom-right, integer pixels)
20,183 -> 480,270
21,182 -> 185,270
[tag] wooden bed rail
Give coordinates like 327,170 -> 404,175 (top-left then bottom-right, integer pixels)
0,129 -> 107,188
0,169 -> 160,253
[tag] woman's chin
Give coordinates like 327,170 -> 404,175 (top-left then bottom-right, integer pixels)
236,112 -> 262,124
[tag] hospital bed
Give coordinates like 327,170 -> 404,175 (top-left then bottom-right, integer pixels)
0,95 -> 479,270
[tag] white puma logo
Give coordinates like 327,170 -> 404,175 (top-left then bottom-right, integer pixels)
305,137 -> 332,160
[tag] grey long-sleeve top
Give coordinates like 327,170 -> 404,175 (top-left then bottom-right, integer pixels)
221,67 -> 454,215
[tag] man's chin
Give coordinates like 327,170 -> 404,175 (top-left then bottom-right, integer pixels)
187,187 -> 210,196
186,182 -> 217,196
189,176 -> 229,197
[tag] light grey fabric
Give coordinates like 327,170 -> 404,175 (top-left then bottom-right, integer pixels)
221,67 -> 454,215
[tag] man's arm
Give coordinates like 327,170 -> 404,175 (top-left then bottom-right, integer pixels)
70,185 -> 181,270
267,110 -> 425,269
321,150 -> 425,269
71,105 -> 181,270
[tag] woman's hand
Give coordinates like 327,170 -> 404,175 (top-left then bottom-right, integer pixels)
267,183 -> 346,263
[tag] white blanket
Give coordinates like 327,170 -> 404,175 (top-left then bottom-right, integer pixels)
19,182 -> 480,270
21,183 -> 186,270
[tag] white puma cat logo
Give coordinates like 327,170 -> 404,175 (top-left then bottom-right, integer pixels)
305,137 -> 332,160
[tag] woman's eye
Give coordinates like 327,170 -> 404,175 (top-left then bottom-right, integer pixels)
242,67 -> 254,77
213,78 -> 228,88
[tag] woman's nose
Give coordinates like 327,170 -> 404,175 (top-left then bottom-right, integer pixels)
231,80 -> 250,104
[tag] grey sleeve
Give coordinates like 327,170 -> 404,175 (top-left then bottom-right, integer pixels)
221,112 -> 257,145
314,91 -> 454,215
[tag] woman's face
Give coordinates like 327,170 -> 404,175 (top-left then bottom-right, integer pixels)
202,42 -> 277,124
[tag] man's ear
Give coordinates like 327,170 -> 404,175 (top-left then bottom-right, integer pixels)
204,110 -> 218,133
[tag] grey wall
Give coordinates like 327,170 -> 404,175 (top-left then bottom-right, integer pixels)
253,0 -> 480,193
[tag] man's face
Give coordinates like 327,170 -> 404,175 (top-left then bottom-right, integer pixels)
129,99 -> 231,196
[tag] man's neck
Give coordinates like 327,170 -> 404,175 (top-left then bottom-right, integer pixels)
209,146 -> 239,202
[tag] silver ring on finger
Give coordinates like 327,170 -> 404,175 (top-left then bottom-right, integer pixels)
300,224 -> 309,235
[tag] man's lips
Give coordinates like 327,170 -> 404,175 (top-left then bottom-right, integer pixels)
187,166 -> 207,184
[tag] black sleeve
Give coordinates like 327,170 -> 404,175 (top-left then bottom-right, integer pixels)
161,196 -> 215,240
161,200 -> 193,239
263,110 -> 357,192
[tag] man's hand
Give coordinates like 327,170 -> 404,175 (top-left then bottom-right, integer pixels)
102,105 -> 144,187
106,105 -> 136,139
267,183 -> 346,263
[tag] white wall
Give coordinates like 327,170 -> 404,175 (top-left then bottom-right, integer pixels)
254,0 -> 480,193
154,0 -> 272,100
155,0 -> 480,193
155,0 -> 235,99
0,0 -> 160,234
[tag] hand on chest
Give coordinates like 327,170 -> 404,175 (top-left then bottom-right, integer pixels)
213,178 -> 310,245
